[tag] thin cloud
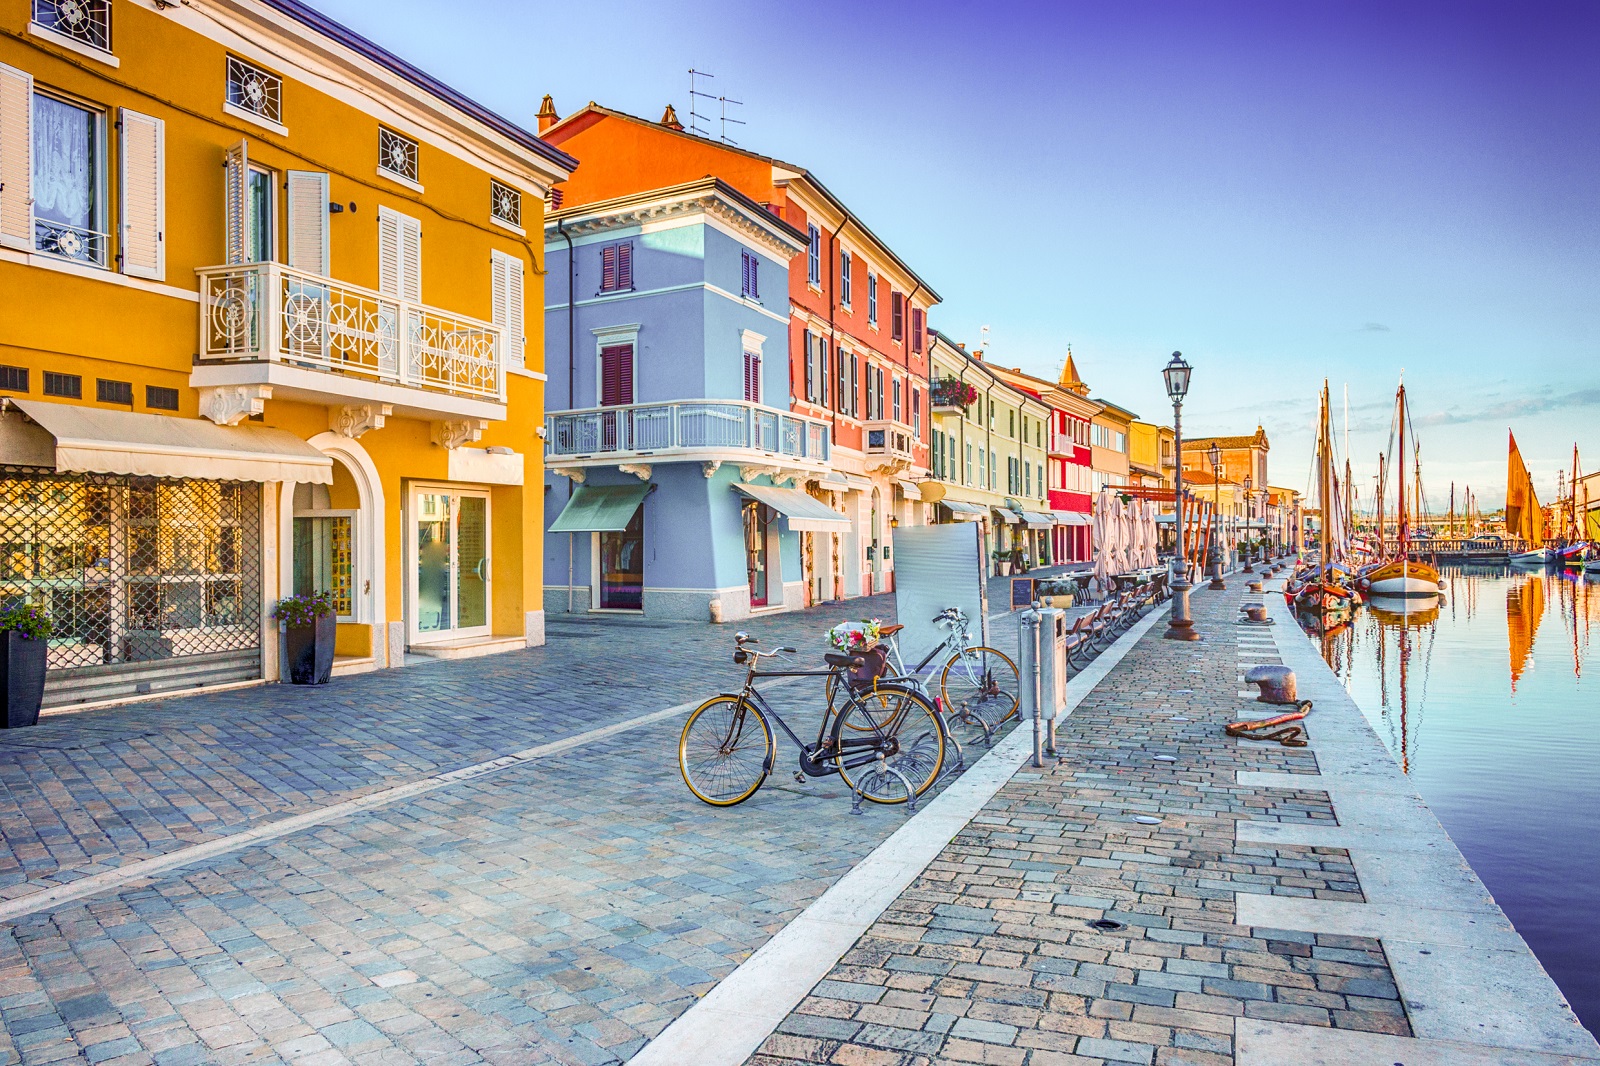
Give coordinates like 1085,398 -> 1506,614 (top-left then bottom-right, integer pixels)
1358,322 -> 1392,333
1414,388 -> 1600,428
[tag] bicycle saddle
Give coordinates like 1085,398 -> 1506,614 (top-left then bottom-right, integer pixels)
825,652 -> 865,668
879,623 -> 904,636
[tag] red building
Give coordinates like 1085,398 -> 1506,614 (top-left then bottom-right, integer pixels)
990,357 -> 1099,562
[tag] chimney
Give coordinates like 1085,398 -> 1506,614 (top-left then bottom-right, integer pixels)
660,104 -> 684,131
537,94 -> 559,134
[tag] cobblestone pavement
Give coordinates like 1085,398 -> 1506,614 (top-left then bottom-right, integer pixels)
0,568 -> 1058,1066
750,578 -> 1412,1066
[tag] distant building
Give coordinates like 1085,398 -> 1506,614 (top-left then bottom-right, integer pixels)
1090,400 -> 1138,491
986,356 -> 1097,563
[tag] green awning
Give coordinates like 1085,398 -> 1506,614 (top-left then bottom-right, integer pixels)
549,483 -> 650,533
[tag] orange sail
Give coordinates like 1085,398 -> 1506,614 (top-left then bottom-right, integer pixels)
1506,576 -> 1544,690
1506,431 -> 1545,545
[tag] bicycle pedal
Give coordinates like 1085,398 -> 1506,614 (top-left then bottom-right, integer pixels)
792,772 -> 807,785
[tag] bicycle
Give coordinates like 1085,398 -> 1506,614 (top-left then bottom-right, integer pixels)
826,608 -> 1019,745
678,633 -> 947,810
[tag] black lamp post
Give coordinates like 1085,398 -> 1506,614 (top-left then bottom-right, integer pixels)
1242,474 -> 1254,572
1207,442 -> 1226,589
1161,352 -> 1199,641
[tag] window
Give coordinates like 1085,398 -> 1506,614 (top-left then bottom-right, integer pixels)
892,378 -> 902,423
742,351 -> 763,402
978,448 -> 986,490
97,378 -> 132,405
32,0 -> 111,53
865,363 -> 876,419
850,353 -> 859,417
490,180 -> 522,229
807,224 -> 820,285
1024,461 -> 1031,497
600,345 -> 634,406
912,388 -> 921,438
1038,464 -> 1046,499
43,371 -> 79,397
803,330 -> 814,403
599,241 -> 633,292
247,166 -> 274,263
377,205 -> 421,302
966,442 -> 973,486
31,92 -> 107,267
1009,411 -> 1016,438
891,291 -> 904,341
378,127 -> 418,185
0,366 -> 27,393
840,251 -> 852,307
225,56 -> 282,126
146,385 -> 179,411
867,273 -> 878,325
911,307 -> 924,353
490,249 -> 525,370
740,250 -> 760,299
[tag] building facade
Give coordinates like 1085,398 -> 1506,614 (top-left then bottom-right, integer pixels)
987,358 -> 1096,563
539,101 -> 938,605
540,179 -> 829,621
1,0 -> 572,707
1090,399 -> 1136,492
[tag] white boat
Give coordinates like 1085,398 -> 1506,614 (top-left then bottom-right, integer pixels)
1367,558 -> 1445,596
1509,547 -> 1555,566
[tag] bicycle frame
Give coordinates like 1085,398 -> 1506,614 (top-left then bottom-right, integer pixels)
731,663 -> 922,779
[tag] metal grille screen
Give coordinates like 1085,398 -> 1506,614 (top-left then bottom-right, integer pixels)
1,467 -> 262,700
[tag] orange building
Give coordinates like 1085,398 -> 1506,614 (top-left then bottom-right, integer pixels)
539,101 -> 939,603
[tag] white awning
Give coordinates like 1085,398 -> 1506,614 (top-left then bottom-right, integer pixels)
940,500 -> 986,522
1054,512 -> 1092,527
992,508 -> 1020,524
822,470 -> 873,491
3,399 -> 333,484
733,482 -> 849,531
896,479 -> 923,501
1018,511 -> 1055,529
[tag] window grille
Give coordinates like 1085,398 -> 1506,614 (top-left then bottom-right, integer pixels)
43,372 -> 80,398
225,56 -> 282,125
146,385 -> 179,411
0,366 -> 27,393
32,0 -> 111,52
490,180 -> 522,228
378,127 -> 419,184
0,468 -> 263,701
97,379 -> 133,405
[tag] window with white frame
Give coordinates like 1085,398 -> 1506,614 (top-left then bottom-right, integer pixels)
840,250 -> 852,307
966,442 -> 974,485
30,91 -> 108,267
892,377 -> 901,423
490,180 -> 521,229
867,272 -> 878,325
378,127 -> 418,184
225,56 -> 282,126
32,0 -> 111,53
807,224 -> 820,285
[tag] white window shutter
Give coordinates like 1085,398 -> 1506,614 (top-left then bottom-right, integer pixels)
286,170 -> 329,276
399,213 -> 421,303
118,108 -> 165,280
223,140 -> 249,264
377,205 -> 400,297
0,62 -> 34,252
490,249 -> 524,371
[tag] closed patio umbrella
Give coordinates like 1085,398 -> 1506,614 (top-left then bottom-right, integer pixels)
1092,488 -> 1113,596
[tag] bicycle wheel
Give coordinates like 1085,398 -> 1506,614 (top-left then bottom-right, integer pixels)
679,695 -> 773,806
941,646 -> 1019,728
832,687 -> 946,804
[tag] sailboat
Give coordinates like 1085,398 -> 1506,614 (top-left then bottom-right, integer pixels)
1366,381 -> 1444,597
1286,382 -> 1356,624
1559,445 -> 1588,570
1507,431 -> 1553,565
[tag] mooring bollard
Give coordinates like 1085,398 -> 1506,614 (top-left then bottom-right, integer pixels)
1244,665 -> 1297,704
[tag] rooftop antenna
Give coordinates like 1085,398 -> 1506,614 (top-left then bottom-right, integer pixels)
717,93 -> 746,145
687,69 -> 716,138
980,324 -> 991,351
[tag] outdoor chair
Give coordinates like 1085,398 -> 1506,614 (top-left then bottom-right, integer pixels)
1063,614 -> 1093,671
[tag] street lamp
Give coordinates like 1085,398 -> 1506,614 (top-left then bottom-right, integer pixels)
1207,442 -> 1226,590
1161,352 -> 1199,641
1242,474 -> 1254,572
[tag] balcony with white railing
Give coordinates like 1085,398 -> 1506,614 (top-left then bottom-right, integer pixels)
191,262 -> 506,422
546,399 -> 832,477
863,419 -> 916,472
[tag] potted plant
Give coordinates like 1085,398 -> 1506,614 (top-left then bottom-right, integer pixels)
992,548 -> 1011,576
276,591 -> 337,686
1,603 -> 51,729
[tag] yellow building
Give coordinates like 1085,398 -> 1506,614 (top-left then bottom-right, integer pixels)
925,331 -> 1051,574
1,0 -> 573,707
1128,421 -> 1168,489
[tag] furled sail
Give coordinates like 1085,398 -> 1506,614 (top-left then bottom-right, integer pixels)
1506,431 -> 1545,545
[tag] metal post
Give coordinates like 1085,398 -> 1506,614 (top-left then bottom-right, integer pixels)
1164,365 -> 1199,640
1208,456 -> 1226,590
1019,608 -> 1044,768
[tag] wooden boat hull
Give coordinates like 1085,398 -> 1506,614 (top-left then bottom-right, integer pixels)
1366,559 -> 1443,596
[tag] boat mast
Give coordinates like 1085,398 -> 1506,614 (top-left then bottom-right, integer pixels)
1321,383 -> 1333,578
1376,454 -> 1387,557
1572,444 -> 1581,542
1449,481 -> 1456,537
1396,383 -> 1409,562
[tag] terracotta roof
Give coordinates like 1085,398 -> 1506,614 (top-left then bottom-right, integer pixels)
1183,426 -> 1270,450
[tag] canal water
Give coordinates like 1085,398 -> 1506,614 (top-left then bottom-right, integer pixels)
1308,566 -> 1600,1032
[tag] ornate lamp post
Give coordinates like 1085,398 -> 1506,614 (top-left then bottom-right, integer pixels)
1161,352 -> 1199,641
1242,474 -> 1254,572
1207,442 -> 1226,590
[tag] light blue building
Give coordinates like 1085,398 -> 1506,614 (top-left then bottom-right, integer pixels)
542,179 -> 843,620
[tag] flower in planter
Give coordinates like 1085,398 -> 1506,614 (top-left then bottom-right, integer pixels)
0,603 -> 52,641
827,619 -> 881,652
273,591 -> 336,628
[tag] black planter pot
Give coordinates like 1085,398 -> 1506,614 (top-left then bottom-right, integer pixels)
2,630 -> 49,729
285,612 -> 337,685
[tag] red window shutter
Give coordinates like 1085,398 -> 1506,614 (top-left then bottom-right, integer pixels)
912,308 -> 924,353
601,345 -> 633,406
744,352 -> 761,402
600,245 -> 617,292
892,292 -> 904,341
617,242 -> 633,289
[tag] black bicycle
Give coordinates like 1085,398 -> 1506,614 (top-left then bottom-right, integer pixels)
678,633 -> 947,807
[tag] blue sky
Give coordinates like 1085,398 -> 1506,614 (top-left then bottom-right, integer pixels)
319,0 -> 1599,510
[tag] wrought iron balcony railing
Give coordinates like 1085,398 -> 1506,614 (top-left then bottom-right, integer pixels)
546,399 -> 831,466
195,262 -> 504,401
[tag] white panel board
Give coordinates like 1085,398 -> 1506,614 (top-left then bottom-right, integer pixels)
892,524 -> 987,673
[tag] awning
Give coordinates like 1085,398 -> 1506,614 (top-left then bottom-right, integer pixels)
732,483 -> 849,531
1019,511 -> 1055,529
3,398 -> 332,484
549,483 -> 651,533
896,479 -> 923,501
1053,512 -> 1092,527
940,500 -> 986,522
992,508 -> 1020,525
823,470 -> 873,491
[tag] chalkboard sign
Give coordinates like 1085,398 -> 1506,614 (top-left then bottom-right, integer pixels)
1011,577 -> 1035,610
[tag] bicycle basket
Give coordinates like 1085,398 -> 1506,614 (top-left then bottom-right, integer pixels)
845,645 -> 891,690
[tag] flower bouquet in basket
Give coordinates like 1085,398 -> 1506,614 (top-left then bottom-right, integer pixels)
826,619 -> 881,653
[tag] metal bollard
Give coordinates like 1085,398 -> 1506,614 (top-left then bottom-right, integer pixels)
1037,607 -> 1068,757
1019,609 -> 1044,768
